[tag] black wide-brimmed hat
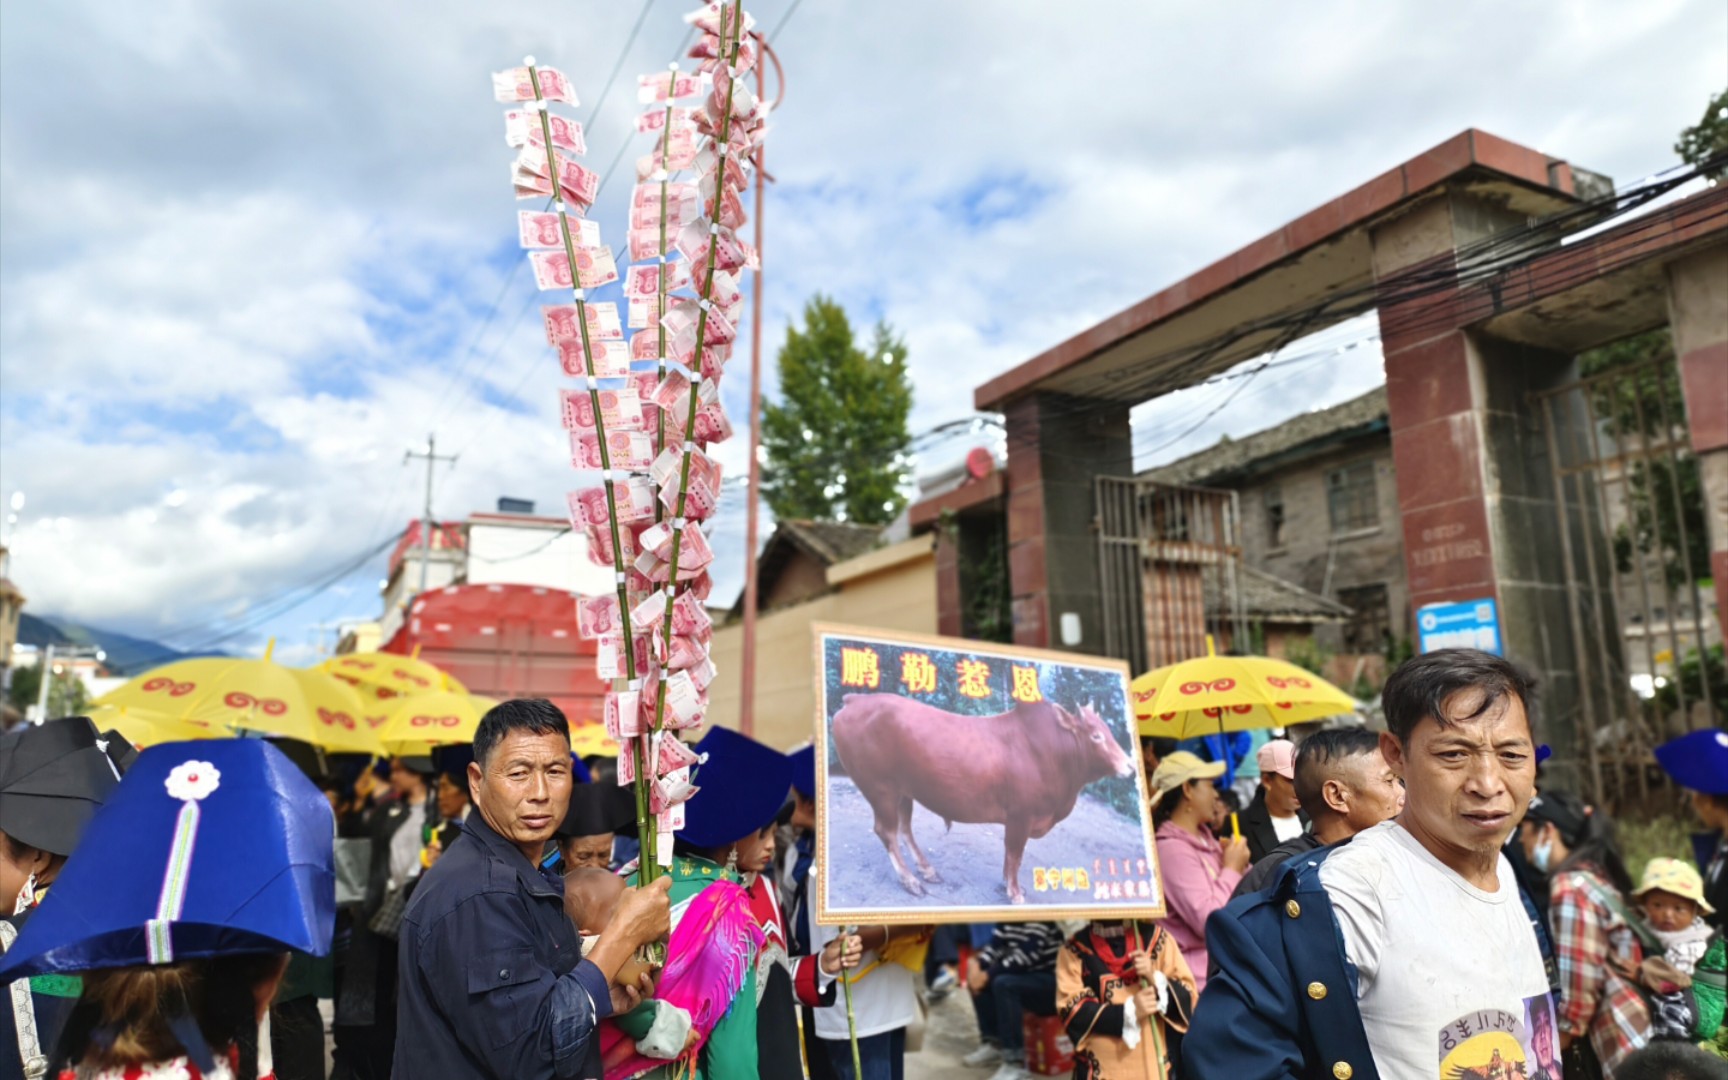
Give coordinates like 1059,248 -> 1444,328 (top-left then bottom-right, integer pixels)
0,717 -> 130,856
558,782 -> 636,838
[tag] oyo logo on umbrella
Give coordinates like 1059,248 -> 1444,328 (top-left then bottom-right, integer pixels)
317,708 -> 356,730
409,715 -> 462,728
1179,678 -> 1236,694
142,678 -> 198,698
226,692 -> 287,715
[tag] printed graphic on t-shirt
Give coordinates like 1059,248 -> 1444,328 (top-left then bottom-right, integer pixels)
1436,994 -> 1561,1079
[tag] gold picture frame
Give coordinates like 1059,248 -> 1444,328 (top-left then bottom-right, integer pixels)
811,622 -> 1166,925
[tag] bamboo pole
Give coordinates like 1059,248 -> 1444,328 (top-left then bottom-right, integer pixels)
647,0 -> 747,749
841,924 -> 863,1079
525,59 -> 654,872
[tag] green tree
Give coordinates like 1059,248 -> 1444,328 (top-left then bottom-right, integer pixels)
6,663 -> 91,719
1675,87 -> 1728,180
761,296 -> 913,524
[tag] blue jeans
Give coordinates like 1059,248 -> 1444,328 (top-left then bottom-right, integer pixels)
825,1027 -> 906,1080
973,970 -> 1058,1056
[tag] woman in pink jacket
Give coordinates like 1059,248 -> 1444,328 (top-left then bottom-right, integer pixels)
1149,751 -> 1251,991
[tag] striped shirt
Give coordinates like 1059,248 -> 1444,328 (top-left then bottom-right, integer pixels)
977,921 -> 1064,974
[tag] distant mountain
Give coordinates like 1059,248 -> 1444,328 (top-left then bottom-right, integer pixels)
16,613 -> 225,676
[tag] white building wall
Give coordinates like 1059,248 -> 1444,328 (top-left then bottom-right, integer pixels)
465,518 -> 611,597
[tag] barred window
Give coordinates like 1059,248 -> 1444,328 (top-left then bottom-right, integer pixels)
1326,460 -> 1379,532
1338,583 -> 1390,653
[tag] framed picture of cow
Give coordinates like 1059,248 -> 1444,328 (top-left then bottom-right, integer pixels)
811,623 -> 1164,925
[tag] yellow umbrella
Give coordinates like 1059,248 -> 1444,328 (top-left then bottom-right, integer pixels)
96,647 -> 385,755
568,723 -> 619,760
85,704 -> 222,749
375,692 -> 498,757
333,680 -> 409,736
1132,649 -> 1357,738
321,651 -> 466,700
96,657 -> 233,717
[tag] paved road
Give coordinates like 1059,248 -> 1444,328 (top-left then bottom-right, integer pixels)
323,977 -> 1015,1078
908,985 -> 986,1079
826,775 -> 1155,912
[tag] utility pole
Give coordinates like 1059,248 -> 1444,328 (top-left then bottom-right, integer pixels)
404,434 -> 458,598
32,643 -> 54,724
309,621 -> 350,658
739,36 -> 782,738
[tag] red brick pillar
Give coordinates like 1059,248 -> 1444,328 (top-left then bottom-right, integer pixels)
1002,392 -> 1133,652
1371,194 -> 1593,777
1666,246 -> 1728,636
1004,395 -> 1049,648
934,528 -> 964,639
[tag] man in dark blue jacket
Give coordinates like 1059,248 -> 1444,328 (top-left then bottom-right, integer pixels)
394,699 -> 670,1079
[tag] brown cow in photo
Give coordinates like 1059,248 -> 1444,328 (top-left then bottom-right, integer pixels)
830,693 -> 1136,904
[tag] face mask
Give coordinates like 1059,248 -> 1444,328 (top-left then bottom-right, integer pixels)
1532,835 -> 1554,873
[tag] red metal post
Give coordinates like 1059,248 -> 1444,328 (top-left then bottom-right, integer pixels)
738,36 -> 776,737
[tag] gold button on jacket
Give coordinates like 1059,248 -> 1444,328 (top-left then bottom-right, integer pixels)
1306,981 -> 1327,1000
1284,899 -> 1301,918
1332,1063 -> 1353,1079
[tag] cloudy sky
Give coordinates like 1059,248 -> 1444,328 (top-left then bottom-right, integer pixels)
1,0 -> 1721,664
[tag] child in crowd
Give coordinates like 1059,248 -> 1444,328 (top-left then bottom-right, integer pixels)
1057,920 -> 1195,1080
565,867 -> 696,1064
1632,858 -> 1725,1042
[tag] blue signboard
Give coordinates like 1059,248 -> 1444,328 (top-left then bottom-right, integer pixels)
1417,598 -> 1502,655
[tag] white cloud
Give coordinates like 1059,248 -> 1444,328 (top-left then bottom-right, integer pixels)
0,0 -> 1721,655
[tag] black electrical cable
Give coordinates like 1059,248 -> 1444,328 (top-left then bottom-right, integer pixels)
164,530 -> 406,653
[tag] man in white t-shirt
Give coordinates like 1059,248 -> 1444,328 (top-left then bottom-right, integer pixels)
1186,649 -> 1560,1079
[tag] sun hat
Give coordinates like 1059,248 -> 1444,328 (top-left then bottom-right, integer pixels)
1149,750 -> 1225,805
1256,739 -> 1296,781
1635,856 -> 1716,914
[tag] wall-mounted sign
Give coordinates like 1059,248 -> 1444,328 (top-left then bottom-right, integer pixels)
1417,597 -> 1502,655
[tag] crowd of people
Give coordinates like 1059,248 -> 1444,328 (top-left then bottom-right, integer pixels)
1,648 -> 1727,1079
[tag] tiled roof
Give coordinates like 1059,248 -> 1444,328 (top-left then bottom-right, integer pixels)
1227,565 -> 1353,623
776,520 -> 885,565
1145,386 -> 1388,487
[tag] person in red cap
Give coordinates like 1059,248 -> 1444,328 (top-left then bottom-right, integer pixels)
1236,738 -> 1306,865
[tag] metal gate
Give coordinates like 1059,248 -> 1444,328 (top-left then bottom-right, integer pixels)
1096,476 -> 1247,672
1534,352 -> 1721,809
